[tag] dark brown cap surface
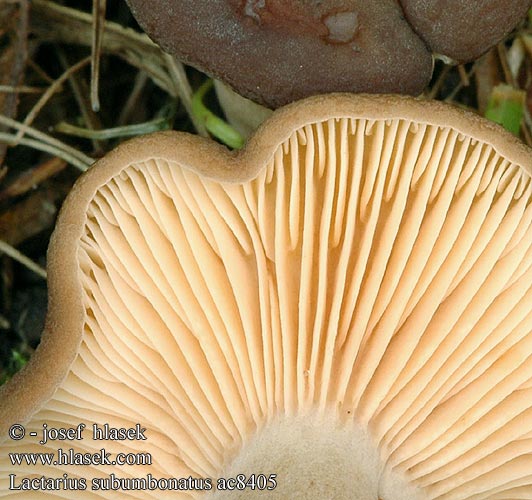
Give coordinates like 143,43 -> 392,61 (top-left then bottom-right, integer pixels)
126,0 -> 531,108
126,0 -> 433,108
401,0 -> 531,62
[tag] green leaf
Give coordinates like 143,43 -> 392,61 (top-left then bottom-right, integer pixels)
192,79 -> 245,149
485,84 -> 525,136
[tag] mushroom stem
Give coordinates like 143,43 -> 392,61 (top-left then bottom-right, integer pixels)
209,414 -> 423,500
213,80 -> 272,139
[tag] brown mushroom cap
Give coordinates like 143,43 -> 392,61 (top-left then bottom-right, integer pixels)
125,0 -> 530,108
401,0 -> 532,62
1,94 -> 532,499
125,0 -> 434,108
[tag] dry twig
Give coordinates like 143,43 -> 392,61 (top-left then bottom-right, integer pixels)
0,239 -> 47,280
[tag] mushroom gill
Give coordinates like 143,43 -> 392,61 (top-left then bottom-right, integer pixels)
1,95 -> 531,499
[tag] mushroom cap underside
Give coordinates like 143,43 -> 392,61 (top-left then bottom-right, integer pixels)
1,94 -> 532,499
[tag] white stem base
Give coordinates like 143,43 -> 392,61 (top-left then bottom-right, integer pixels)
207,414 -> 425,500
214,80 -> 273,138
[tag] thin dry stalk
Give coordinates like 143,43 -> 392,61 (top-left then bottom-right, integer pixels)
497,43 -> 517,86
0,85 -> 52,94
0,239 -> 47,279
0,114 -> 94,170
444,65 -> 476,102
56,48 -> 104,153
164,54 -> 208,136
31,0 -> 175,94
118,70 -> 148,125
427,65 -> 451,99
30,0 -> 210,135
27,59 -> 55,84
458,64 -> 470,87
15,57 -> 91,143
91,0 -> 106,111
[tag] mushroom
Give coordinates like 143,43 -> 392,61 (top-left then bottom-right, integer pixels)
124,0 -> 531,108
125,0 -> 433,108
1,94 -> 532,499
401,0 -> 532,62
212,80 -> 273,139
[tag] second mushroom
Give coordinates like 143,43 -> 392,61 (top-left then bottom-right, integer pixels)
1,94 -> 532,499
